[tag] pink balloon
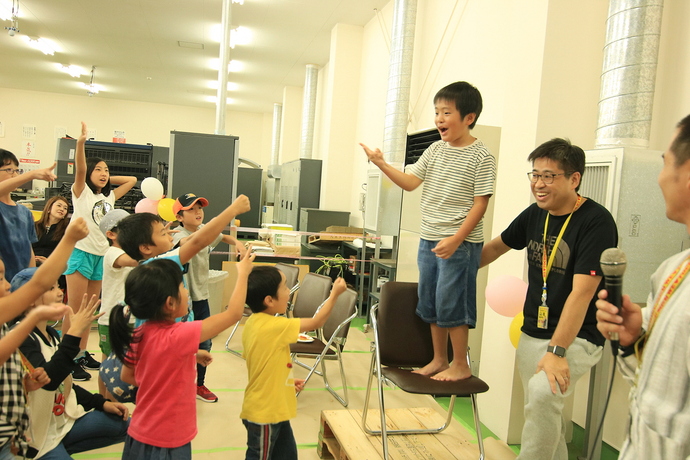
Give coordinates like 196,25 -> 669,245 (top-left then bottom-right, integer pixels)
485,275 -> 528,317
135,198 -> 159,214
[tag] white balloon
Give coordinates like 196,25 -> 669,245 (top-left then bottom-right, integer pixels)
141,177 -> 164,200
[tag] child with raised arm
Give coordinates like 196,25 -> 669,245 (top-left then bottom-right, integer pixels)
241,268 -> 347,460
172,192 -> 246,403
64,122 -> 137,371
360,81 -> 496,381
109,249 -> 256,459
97,208 -> 137,396
11,272 -> 129,459
0,148 -> 58,281
0,218 -> 89,458
115,194 -> 250,325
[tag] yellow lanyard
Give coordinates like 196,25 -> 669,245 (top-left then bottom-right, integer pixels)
635,254 -> 690,362
540,195 -> 583,305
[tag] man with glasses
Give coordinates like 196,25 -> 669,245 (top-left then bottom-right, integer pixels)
480,138 -> 618,460
0,148 -> 58,280
596,115 -> 690,459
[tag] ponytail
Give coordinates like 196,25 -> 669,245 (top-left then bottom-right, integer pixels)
109,302 -> 135,365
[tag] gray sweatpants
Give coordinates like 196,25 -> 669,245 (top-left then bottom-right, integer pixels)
516,333 -> 602,460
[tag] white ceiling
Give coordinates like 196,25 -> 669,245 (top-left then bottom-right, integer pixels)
0,0 -> 389,114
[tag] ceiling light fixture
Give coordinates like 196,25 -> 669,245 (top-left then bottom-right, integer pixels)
21,36 -> 57,55
206,95 -> 234,104
229,26 -> 251,49
208,81 -> 238,91
2,0 -> 19,36
57,64 -> 85,78
209,58 -> 243,72
82,65 -> 101,96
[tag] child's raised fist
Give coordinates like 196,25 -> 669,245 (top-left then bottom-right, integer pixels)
331,277 -> 347,297
230,194 -> 251,215
64,217 -> 89,242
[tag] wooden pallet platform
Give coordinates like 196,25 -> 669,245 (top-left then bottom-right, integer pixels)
318,407 -> 481,460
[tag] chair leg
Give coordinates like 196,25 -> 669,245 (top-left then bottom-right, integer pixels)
293,356 -> 323,376
321,349 -> 349,407
293,352 -> 324,399
224,321 -> 243,358
471,394 -> 486,460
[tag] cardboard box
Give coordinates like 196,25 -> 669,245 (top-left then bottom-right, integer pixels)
308,226 -> 364,244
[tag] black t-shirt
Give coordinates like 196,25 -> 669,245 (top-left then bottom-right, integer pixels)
501,199 -> 618,346
32,225 -> 59,258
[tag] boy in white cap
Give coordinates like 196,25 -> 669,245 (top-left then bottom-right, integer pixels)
97,209 -> 137,397
172,193 -> 245,403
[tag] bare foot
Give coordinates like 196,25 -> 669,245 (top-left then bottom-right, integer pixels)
431,363 -> 472,381
412,360 -> 449,376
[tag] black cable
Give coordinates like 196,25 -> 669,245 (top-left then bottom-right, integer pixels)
586,354 -> 617,460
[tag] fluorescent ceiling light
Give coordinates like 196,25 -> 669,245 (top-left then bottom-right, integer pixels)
209,24 -> 251,48
56,64 -> 85,77
22,36 -> 58,55
80,82 -> 103,95
209,58 -> 243,72
207,81 -> 238,91
230,26 -> 251,49
206,95 -> 234,104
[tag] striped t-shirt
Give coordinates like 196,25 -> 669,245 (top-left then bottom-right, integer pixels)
407,139 -> 496,242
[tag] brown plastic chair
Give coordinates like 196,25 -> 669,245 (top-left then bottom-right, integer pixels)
290,272 -> 332,319
361,281 -> 489,460
290,287 -> 358,406
224,263 -> 301,357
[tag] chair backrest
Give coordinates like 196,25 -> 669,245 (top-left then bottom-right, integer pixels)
376,281 -> 441,368
322,287 -> 358,348
292,272 -> 332,318
275,262 -> 300,300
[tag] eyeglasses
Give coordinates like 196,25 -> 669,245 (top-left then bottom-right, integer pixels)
527,172 -> 566,184
0,168 -> 21,175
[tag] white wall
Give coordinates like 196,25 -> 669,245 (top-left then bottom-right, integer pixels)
0,87 -> 270,190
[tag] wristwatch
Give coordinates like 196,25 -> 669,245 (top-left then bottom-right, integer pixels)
547,345 -> 566,358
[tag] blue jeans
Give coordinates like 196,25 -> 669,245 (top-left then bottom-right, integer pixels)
416,239 -> 482,328
243,420 -> 297,460
39,410 -> 129,460
193,299 -> 212,386
0,442 -> 14,460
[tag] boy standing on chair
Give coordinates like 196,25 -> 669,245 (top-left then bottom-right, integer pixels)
360,81 -> 496,381
172,193 -> 245,403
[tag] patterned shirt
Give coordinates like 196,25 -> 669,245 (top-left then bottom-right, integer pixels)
407,139 -> 496,242
0,324 -> 29,454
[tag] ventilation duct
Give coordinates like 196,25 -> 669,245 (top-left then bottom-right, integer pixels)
268,103 -> 283,178
382,0 -> 417,164
214,0 -> 232,135
300,64 -> 319,159
595,0 -> 663,148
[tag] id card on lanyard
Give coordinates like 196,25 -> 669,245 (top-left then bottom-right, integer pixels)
538,195 -> 583,329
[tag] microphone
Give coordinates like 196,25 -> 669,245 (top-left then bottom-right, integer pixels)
600,248 -> 627,355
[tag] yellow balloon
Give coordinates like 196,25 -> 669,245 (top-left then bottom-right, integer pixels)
509,312 -> 524,349
158,198 -> 177,222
